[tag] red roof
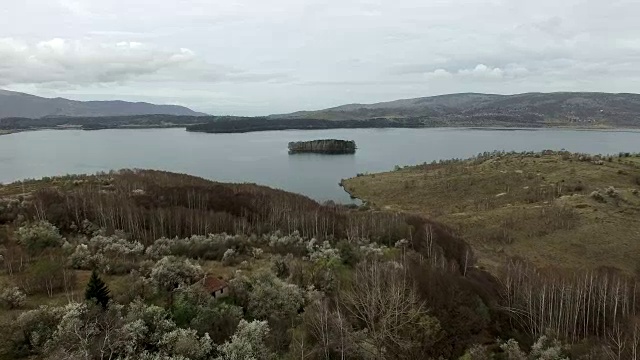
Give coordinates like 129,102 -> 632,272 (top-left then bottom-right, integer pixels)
203,276 -> 228,293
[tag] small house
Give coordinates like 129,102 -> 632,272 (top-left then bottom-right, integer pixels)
203,276 -> 228,298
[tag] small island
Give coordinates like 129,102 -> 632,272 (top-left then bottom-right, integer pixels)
288,139 -> 356,154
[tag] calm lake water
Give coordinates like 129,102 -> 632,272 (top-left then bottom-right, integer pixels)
1,128 -> 639,203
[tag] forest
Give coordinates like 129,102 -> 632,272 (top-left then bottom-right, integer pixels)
0,114 -> 542,135
186,117 -> 426,133
0,169 -> 639,359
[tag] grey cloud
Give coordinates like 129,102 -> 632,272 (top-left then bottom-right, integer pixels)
0,38 -> 196,86
0,38 -> 292,90
1,0 -> 640,115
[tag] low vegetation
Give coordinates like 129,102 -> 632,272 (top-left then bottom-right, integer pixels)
1,169 -> 639,359
343,151 -> 640,273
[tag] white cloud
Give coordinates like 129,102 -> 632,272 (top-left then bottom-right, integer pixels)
0,38 -> 198,87
458,64 -> 504,78
0,38 -> 287,90
425,64 -> 528,81
424,69 -> 453,80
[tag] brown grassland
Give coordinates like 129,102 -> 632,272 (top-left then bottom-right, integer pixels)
343,151 -> 640,274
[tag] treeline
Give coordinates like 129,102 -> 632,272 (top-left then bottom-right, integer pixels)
0,114 -> 426,133
4,170 -> 412,246
0,114 -> 207,130
186,117 -> 426,133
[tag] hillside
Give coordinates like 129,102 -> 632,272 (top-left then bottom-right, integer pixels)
343,151 -> 640,273
0,89 -> 206,119
274,92 -> 640,128
0,170 -> 504,359
3,91 -> 640,133
2,169 -> 640,358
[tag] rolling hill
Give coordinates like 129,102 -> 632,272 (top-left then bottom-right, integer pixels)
0,89 -> 206,119
273,92 -> 640,127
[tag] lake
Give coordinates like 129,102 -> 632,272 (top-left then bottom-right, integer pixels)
1,128 -> 639,203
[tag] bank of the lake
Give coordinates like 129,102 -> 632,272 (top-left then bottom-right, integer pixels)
1,127 -> 639,203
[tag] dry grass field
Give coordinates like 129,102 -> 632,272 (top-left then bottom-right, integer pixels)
343,151 -> 640,273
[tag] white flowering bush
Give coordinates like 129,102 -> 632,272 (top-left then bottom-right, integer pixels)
394,238 -> 409,248
68,243 -> 91,268
308,240 -> 341,266
0,285 -> 26,309
146,233 -> 249,261
150,256 -> 204,293
359,242 -> 387,258
17,305 -> 67,352
146,237 -> 175,259
125,299 -> 177,348
265,230 -> 308,255
229,270 -> 305,322
16,221 -> 63,254
159,328 -> 213,360
251,247 -> 263,259
68,234 -> 144,274
216,320 -> 271,360
500,336 -> 568,360
13,298 -> 220,359
222,248 -> 237,266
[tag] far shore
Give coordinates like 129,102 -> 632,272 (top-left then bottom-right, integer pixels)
2,124 -> 640,136
0,129 -> 22,136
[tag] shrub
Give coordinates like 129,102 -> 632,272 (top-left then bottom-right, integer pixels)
0,286 -> 26,309
460,344 -> 491,360
271,255 -> 291,278
217,320 -> 272,360
150,256 -> 203,295
16,305 -> 67,354
158,328 -> 213,360
18,258 -> 75,296
222,248 -> 238,266
172,285 -> 243,343
500,336 -> 568,360
590,191 -> 606,203
605,186 -> 619,198
146,234 -> 250,261
69,234 -> 144,274
16,221 -> 63,255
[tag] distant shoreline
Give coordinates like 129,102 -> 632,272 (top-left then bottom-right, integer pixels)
0,129 -> 22,136
3,123 -> 640,136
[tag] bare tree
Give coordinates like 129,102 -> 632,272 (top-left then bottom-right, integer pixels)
342,260 -> 440,359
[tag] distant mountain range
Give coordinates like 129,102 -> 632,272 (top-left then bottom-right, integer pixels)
2,91 -> 640,131
273,92 -> 640,127
0,89 -> 206,119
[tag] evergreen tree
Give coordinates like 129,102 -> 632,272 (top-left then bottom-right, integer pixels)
85,269 -> 110,308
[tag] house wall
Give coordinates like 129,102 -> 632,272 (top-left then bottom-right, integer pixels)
212,287 -> 228,298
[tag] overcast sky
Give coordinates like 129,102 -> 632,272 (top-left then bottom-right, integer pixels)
1,0 -> 638,115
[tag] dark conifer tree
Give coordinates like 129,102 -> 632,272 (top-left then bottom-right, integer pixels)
85,269 -> 110,308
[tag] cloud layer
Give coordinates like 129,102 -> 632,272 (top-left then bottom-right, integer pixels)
0,38 -> 197,86
1,0 -> 639,115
